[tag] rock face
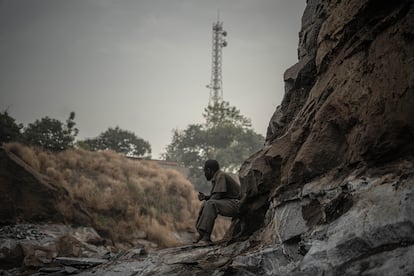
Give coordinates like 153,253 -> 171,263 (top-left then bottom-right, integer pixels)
234,0 -> 414,274
77,0 -> 414,275
245,0 -> 414,236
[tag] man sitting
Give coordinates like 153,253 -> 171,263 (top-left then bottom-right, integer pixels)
194,159 -> 241,245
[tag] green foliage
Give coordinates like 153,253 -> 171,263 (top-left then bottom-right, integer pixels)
163,100 -> 264,192
23,112 -> 78,151
0,111 -> 23,143
79,126 -> 151,158
203,101 -> 252,129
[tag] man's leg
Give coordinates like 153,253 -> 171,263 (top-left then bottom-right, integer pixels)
194,202 -> 206,243
196,199 -> 240,242
213,199 -> 240,217
195,202 -> 205,231
196,200 -> 215,242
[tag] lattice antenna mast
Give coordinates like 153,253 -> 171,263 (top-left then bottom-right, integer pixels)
206,11 -> 227,105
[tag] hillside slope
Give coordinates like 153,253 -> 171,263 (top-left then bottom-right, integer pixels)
1,143 -> 200,248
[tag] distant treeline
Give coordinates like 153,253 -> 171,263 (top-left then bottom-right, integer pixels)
0,111 -> 151,157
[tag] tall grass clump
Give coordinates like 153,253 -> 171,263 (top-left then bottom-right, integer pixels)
4,142 -> 203,248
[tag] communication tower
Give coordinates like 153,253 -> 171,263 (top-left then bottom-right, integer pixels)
206,12 -> 227,105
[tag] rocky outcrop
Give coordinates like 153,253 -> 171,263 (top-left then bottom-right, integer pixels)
239,0 -> 414,237
234,0 -> 414,274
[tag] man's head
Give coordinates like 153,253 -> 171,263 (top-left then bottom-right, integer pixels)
203,159 -> 219,181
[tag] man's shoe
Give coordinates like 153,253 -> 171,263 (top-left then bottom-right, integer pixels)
196,239 -> 212,246
193,230 -> 210,244
193,235 -> 202,244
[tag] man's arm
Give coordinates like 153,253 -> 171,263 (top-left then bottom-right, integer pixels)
198,192 -> 225,201
210,192 -> 225,200
198,192 -> 211,201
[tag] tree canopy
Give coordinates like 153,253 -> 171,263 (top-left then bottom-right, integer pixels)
203,101 -> 252,129
79,126 -> 151,158
1,112 -> 151,158
23,112 -> 78,151
0,111 -> 23,143
163,100 -> 264,192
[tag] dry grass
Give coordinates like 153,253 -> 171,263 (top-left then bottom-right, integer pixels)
4,142 -> 206,248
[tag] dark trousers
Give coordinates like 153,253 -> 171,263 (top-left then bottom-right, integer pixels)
196,199 -> 240,235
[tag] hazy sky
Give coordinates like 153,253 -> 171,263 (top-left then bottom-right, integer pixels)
0,0 -> 306,158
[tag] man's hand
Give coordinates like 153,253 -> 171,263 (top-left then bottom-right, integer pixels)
198,192 -> 207,201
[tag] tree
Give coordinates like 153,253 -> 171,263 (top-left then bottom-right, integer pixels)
163,100 -> 264,192
203,101 -> 252,129
79,126 -> 151,158
23,112 -> 78,151
0,111 -> 23,143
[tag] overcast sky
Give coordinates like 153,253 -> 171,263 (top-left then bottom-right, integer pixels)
0,0 -> 306,158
